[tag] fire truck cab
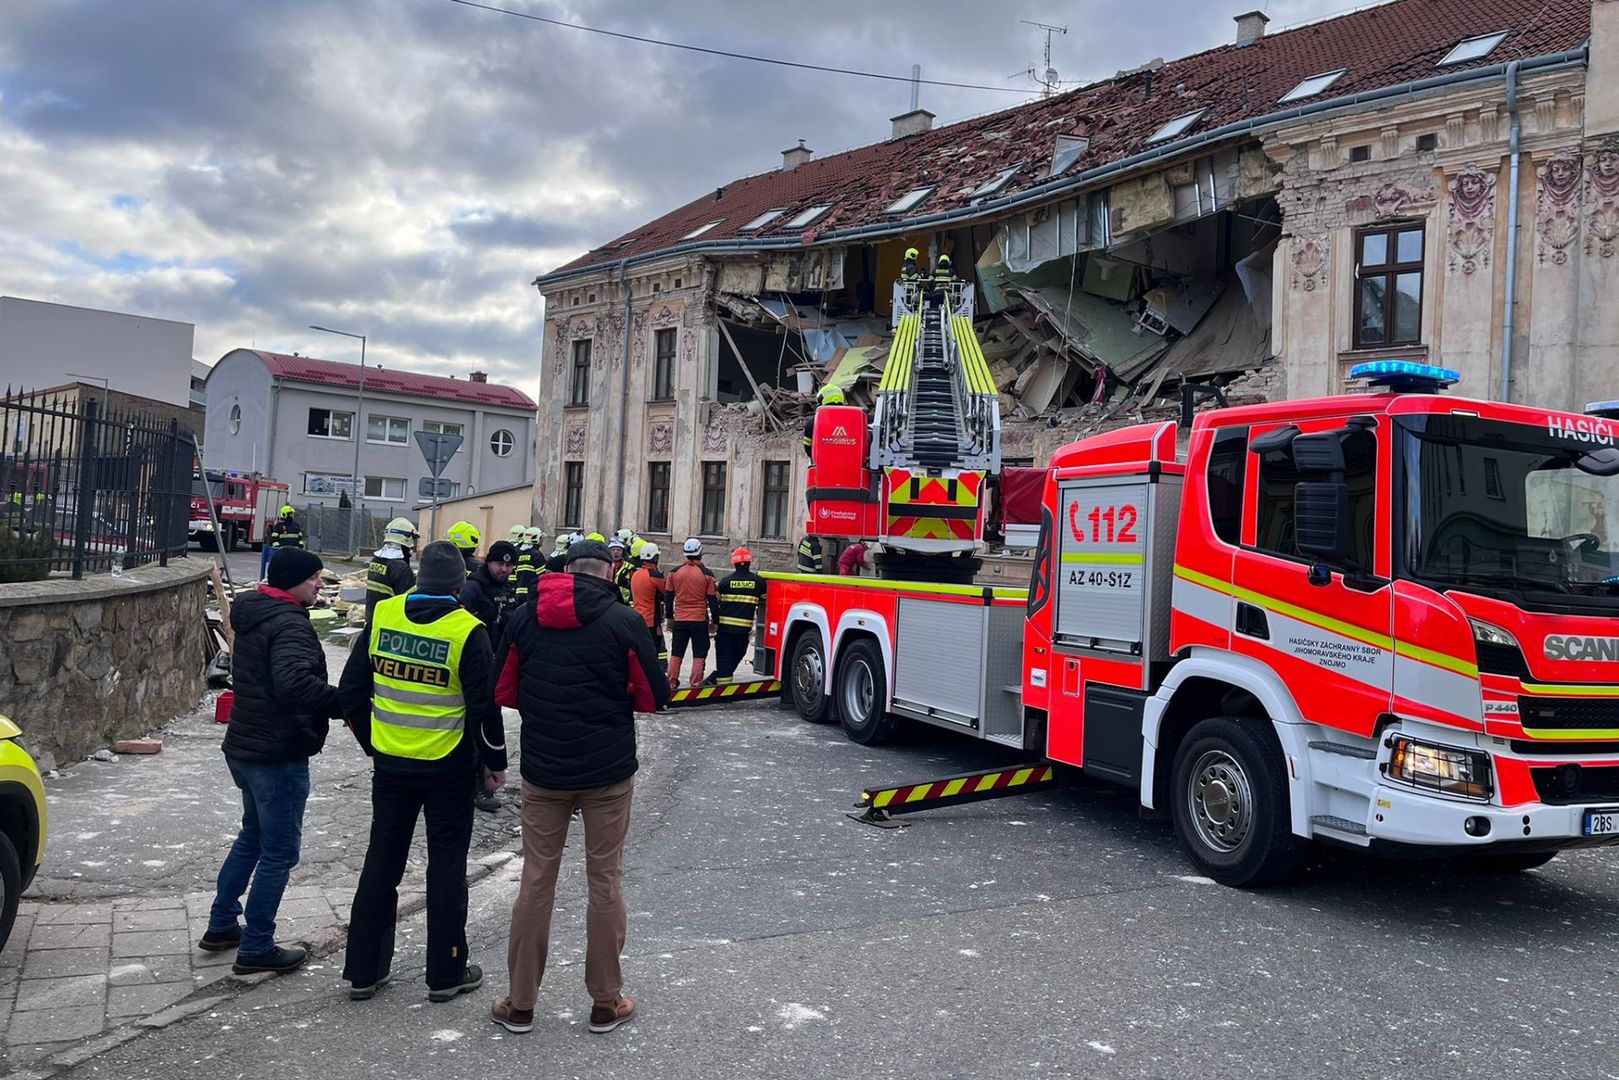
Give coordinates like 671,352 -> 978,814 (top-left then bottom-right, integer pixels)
190,470 -> 289,551
762,364 -> 1619,886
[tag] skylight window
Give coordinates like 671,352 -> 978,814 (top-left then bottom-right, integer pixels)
682,219 -> 724,239
739,209 -> 786,232
1048,136 -> 1090,178
782,204 -> 832,228
971,165 -> 1023,199
883,187 -> 935,215
1279,69 -> 1347,103
1439,31 -> 1507,66
1145,109 -> 1208,146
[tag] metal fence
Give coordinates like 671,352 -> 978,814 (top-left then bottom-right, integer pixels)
301,504 -> 383,555
1,386 -> 192,581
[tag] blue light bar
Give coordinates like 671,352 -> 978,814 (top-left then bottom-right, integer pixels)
1349,360 -> 1460,392
1587,400 -> 1619,419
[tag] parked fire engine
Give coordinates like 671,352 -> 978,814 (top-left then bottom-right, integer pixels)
189,470 -> 290,551
766,362 -> 1619,886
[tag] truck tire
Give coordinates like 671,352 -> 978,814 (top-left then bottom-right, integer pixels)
785,629 -> 833,725
0,831 -> 21,957
1459,851 -> 1558,874
1170,717 -> 1309,888
200,532 -> 219,552
835,638 -> 900,745
224,524 -> 238,551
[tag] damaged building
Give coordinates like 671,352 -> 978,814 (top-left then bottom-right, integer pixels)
532,0 -> 1618,568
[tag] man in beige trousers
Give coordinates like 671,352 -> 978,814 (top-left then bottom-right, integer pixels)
488,539 -> 670,1035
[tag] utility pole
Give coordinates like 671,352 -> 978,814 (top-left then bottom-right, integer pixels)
1010,20 -> 1068,98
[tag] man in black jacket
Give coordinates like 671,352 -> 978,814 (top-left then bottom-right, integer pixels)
488,540 -> 669,1037
339,542 -> 509,1002
201,548 -> 343,975
458,540 -> 517,813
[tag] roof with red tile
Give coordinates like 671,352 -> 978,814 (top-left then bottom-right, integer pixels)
541,0 -> 1588,285
253,351 -> 536,410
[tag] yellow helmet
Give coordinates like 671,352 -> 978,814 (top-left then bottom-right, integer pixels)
937,254 -> 952,269
383,518 -> 419,548
904,246 -> 919,261
508,524 -> 527,543
585,531 -> 606,543
818,385 -> 846,406
447,520 -> 480,552
280,505 -> 295,517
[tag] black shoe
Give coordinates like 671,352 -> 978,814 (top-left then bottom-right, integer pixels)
349,971 -> 392,1001
198,925 -> 241,953
703,672 -> 719,686
428,963 -> 483,1003
232,945 -> 307,975
474,790 -> 500,813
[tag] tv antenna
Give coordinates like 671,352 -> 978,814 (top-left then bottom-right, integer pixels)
1009,20 -> 1068,98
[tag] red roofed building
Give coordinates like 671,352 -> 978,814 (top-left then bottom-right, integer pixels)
203,347 -> 536,525
531,0 -> 1617,565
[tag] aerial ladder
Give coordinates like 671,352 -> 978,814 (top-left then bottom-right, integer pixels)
805,276 -> 1001,581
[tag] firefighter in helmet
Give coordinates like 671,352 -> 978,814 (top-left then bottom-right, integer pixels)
629,541 -> 670,666
803,384 -> 846,458
512,526 -> 545,603
366,517 -> 419,623
609,537 -> 635,605
710,546 -> 766,684
447,520 -> 481,576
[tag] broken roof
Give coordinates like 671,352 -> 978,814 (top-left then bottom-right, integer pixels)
539,0 -> 1588,286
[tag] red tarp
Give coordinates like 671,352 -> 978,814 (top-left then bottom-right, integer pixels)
999,466 -> 1047,525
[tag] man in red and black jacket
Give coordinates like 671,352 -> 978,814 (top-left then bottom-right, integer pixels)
488,539 -> 669,1037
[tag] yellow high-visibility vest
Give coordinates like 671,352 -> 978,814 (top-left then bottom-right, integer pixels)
366,596 -> 482,761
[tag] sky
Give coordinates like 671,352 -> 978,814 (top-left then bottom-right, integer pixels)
0,0 -> 1356,394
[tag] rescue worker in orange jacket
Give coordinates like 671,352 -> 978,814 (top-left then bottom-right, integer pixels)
628,542 -> 669,666
665,538 -> 718,690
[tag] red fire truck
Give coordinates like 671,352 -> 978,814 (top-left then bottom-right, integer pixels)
189,470 -> 290,551
764,362 -> 1619,886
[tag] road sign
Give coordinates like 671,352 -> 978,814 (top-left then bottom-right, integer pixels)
418,477 -> 454,499
413,432 -> 463,478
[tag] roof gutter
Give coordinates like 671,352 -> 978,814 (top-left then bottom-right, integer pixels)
533,45 -> 1589,291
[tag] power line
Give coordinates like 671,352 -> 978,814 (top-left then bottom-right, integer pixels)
442,0 -> 1032,95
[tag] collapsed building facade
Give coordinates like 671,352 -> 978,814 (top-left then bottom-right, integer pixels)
532,0 -> 1619,568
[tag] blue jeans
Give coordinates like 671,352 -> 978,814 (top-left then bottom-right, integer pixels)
259,546 -> 273,580
209,758 -> 311,957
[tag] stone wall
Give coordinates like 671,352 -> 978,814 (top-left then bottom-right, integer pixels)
0,561 -> 210,767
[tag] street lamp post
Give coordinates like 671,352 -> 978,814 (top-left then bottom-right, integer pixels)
308,325 -> 367,557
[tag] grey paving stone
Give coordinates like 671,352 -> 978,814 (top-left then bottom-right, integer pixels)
107,955 -> 192,986
14,974 -> 106,1012
3,1036 -> 78,1065
28,922 -> 111,950
111,898 -> 186,913
5,1004 -> 105,1044
0,915 -> 34,967
191,946 -> 236,969
107,981 -> 194,1019
110,929 -> 192,958
112,907 -> 188,933
31,904 -> 112,926
21,948 -> 109,980
275,897 -> 336,921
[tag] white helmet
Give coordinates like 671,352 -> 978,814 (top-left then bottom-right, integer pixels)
615,527 -> 636,544
523,526 -> 544,544
639,542 -> 661,561
608,537 -> 626,553
383,517 -> 419,548
682,537 -> 703,557
568,531 -> 585,546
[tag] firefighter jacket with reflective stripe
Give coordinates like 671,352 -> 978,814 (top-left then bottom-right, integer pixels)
365,555 -> 415,622
796,536 -> 826,574
512,544 -> 541,599
614,560 -> 636,605
268,518 -> 304,549
715,568 -> 765,632
365,596 -> 483,762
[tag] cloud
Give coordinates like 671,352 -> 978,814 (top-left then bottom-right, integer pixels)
0,0 -> 1357,385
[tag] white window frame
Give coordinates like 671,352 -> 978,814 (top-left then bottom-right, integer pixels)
739,209 -> 786,232
783,204 -> 832,228
228,403 -> 242,435
490,428 -> 515,458
306,407 -> 354,441
972,165 -> 1023,199
363,476 -> 406,501
1049,135 -> 1090,177
1439,31 -> 1507,66
366,414 -> 410,445
1278,69 -> 1347,103
883,187 -> 935,215
1145,109 -> 1208,145
421,419 -> 464,438
682,219 -> 724,239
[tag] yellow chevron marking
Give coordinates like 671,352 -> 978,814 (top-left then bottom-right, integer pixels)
941,778 -> 967,798
905,785 -> 932,803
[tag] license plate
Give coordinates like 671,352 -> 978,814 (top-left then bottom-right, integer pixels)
1583,808 -> 1619,836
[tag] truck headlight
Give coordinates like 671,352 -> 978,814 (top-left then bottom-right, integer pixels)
1468,618 -> 1519,648
1385,736 -> 1493,801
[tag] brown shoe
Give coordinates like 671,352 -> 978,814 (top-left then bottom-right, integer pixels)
491,997 -> 534,1034
588,995 -> 635,1034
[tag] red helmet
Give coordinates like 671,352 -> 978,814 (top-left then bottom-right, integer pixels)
731,546 -> 752,565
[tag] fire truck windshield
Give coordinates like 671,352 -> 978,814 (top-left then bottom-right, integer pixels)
1399,415 -> 1619,600
191,474 -> 225,500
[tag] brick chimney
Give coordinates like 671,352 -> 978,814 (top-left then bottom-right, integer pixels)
890,108 -> 936,140
1234,10 -> 1270,46
781,139 -> 813,171
469,371 -> 488,384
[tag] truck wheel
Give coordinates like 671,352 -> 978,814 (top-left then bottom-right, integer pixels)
224,525 -> 238,551
0,832 -> 20,957
786,629 -> 833,725
1170,717 -> 1308,888
1459,851 -> 1558,874
200,532 -> 219,552
250,540 -> 264,552
835,638 -> 899,745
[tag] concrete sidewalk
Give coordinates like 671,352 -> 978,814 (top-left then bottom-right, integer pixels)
3,657 -> 525,1075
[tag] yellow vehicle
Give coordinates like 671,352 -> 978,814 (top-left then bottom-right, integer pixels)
0,715 -> 45,950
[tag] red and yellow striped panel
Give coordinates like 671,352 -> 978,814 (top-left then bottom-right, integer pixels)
867,764 -> 1055,809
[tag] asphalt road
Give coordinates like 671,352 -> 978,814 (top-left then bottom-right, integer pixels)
57,698 -> 1619,1080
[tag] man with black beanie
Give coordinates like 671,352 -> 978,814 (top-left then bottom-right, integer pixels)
339,541 -> 508,1003
201,547 -> 344,975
